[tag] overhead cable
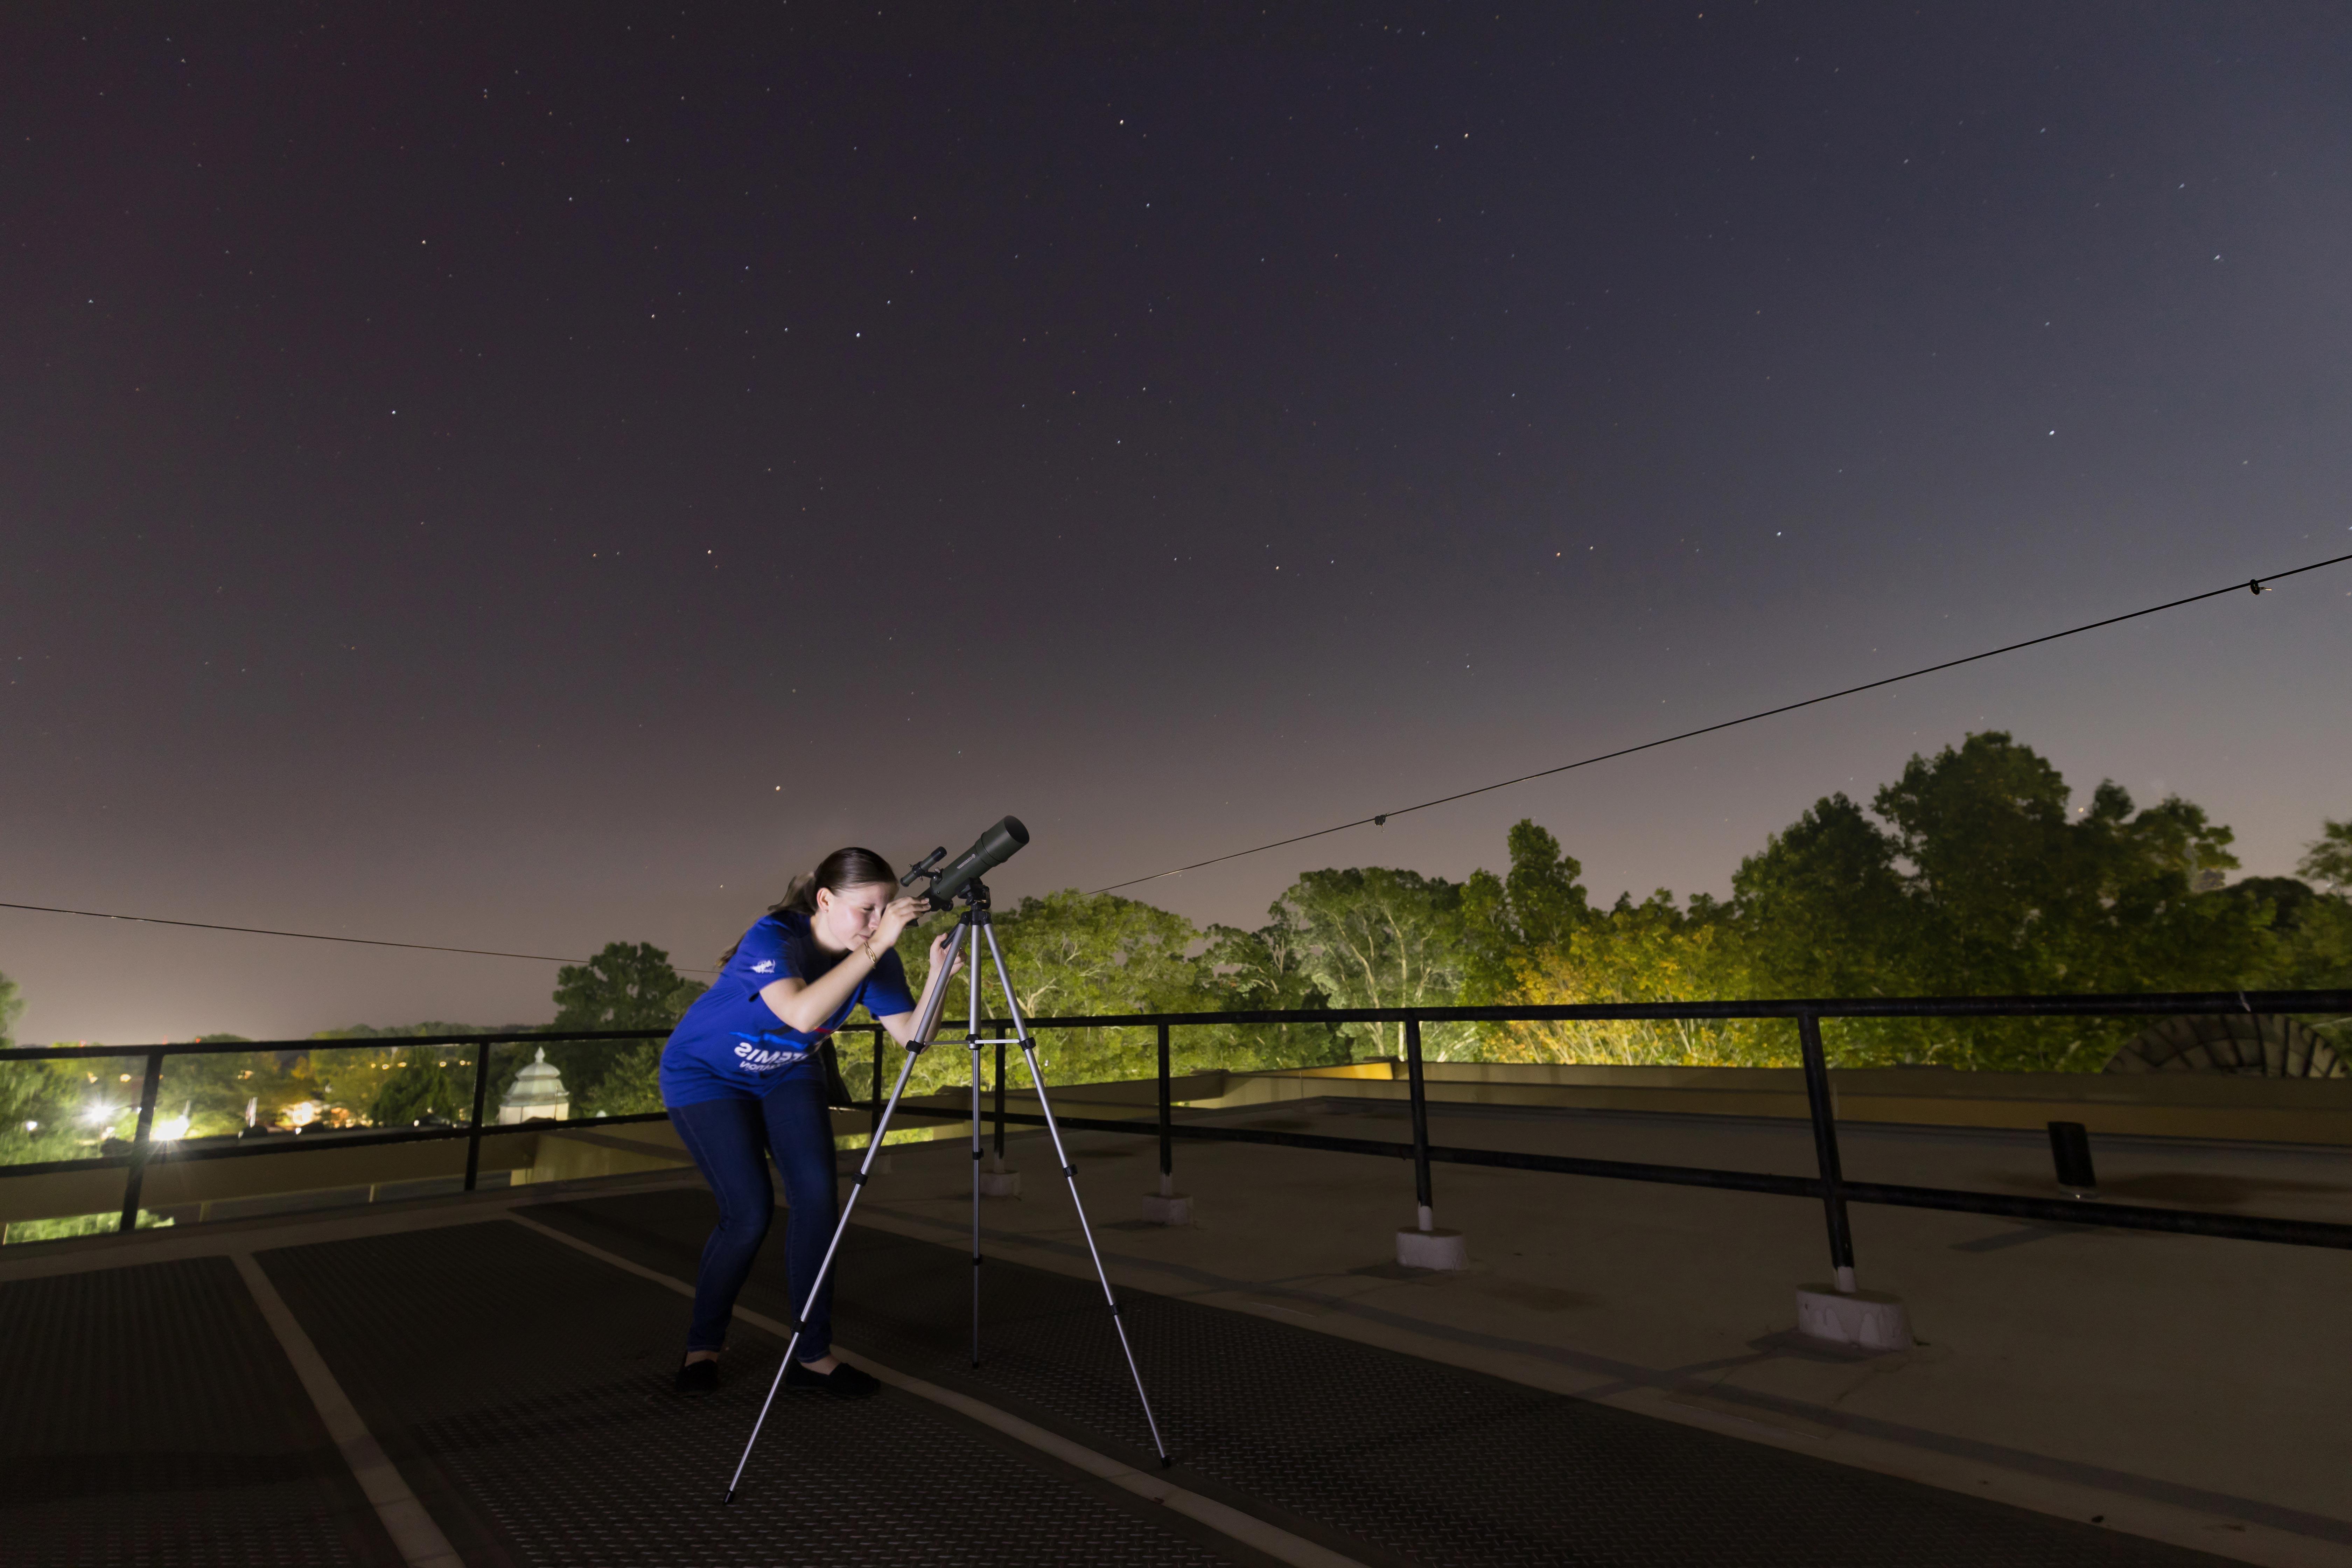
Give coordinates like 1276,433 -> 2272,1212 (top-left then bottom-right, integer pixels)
1088,551 -> 2352,894
6,552 -> 2344,955
0,901 -> 603,967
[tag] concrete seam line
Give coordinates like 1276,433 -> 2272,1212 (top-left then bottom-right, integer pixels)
230,1252 -> 464,1568
506,1211 -> 706,1301
825,1350 -> 1370,1568
506,1213 -> 1371,1568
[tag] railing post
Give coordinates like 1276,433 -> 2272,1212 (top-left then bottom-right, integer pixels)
1391,1014 -> 1465,1266
1797,1010 -> 1857,1292
1156,1022 -> 1173,1199
117,1049 -> 166,1233
2047,1119 -> 2098,1198
463,1038 -> 494,1192
1405,1016 -> 1434,1232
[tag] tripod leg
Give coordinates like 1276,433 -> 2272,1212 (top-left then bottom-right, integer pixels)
722,918 -> 966,1504
979,923 -> 1171,1467
968,919 -> 985,1367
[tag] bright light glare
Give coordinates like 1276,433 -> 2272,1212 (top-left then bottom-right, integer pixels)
83,1105 -> 120,1127
155,1114 -> 192,1141
20,1121 -> 34,1133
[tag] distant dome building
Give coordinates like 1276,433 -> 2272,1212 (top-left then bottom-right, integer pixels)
498,1047 -> 571,1123
2102,1014 -> 2343,1078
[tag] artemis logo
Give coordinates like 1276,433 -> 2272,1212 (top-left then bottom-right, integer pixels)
751,960 -> 776,974
732,1042 -> 806,1069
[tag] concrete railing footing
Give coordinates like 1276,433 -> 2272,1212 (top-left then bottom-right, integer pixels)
1142,1169 -> 1191,1224
1395,1205 -> 1469,1270
977,1154 -> 1021,1198
1794,1282 -> 1913,1351
1141,1190 -> 1192,1225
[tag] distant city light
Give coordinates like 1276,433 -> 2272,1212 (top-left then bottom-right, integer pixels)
21,1121 -> 35,1133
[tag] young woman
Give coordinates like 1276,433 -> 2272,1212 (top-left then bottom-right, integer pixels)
660,847 -> 958,1397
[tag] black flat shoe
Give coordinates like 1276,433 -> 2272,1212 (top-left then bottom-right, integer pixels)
674,1358 -> 721,1396
784,1359 -> 881,1400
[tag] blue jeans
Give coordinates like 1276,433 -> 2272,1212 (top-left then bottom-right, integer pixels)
668,1079 -> 838,1360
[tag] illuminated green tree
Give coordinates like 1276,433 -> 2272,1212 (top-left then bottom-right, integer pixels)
0,975 -> 89,1165
1730,795 -> 1913,1004
1463,821 -> 1592,1007
153,1036 -> 312,1138
369,1049 -> 465,1127
533,942 -> 708,1108
1197,918 -> 1349,1071
1729,733 -> 2278,1068
2235,824 -> 2352,1051
899,891 -> 1208,1090
1494,890 -> 1762,1065
554,943 -> 709,1030
0,1060 -> 82,1165
1454,825 -> 1765,1065
1455,740 -> 2307,1071
311,1026 -> 489,1128
2297,818 -> 2352,895
578,1043 -> 665,1116
1275,867 -> 1473,1060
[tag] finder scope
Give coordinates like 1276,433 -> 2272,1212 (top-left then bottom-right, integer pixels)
906,816 -> 1029,909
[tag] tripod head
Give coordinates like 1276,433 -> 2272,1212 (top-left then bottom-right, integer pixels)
902,816 -> 1029,910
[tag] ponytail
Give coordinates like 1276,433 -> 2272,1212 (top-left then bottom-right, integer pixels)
777,872 -> 819,915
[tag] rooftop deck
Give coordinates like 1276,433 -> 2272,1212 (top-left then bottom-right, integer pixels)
10,1087 -> 2346,1567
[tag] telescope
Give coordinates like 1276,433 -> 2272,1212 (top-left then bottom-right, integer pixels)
903,816 -> 1029,909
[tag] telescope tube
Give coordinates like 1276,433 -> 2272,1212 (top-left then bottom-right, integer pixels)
926,816 -> 1029,908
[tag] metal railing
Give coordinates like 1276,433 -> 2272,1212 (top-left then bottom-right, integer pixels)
948,989 -> 2352,1278
0,1029 -> 674,1231
4,990 -> 2349,1276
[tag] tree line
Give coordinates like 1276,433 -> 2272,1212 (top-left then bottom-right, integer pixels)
892,733 -> 2347,1083
4,732 -> 2347,1151
553,731 -> 2352,1101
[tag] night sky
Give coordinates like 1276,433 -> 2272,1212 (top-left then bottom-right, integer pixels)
7,4 -> 2350,1044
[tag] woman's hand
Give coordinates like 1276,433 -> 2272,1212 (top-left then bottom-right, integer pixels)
872,895 -> 929,950
875,915 -> 966,1046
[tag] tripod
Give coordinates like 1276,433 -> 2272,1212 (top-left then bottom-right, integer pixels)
723,878 -> 1169,1502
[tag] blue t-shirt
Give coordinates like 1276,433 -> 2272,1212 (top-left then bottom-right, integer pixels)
660,910 -> 916,1106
